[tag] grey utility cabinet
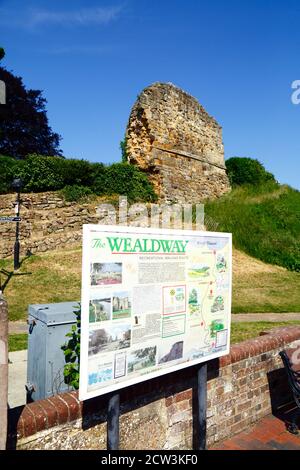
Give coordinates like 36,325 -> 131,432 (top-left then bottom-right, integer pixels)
27,301 -> 78,402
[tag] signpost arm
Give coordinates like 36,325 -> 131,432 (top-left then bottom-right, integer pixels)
107,392 -> 120,450
197,362 -> 207,450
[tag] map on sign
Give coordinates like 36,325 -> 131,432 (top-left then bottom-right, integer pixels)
79,225 -> 232,400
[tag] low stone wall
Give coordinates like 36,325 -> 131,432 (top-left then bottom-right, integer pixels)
0,192 -> 106,258
7,326 -> 300,450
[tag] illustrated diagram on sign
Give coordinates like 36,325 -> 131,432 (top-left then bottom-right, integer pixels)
163,286 -> 186,314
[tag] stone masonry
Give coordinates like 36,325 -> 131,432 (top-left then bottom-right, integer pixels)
0,192 -> 104,258
126,82 -> 230,203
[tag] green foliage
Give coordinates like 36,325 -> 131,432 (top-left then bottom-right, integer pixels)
0,154 -> 157,202
61,306 -> 81,390
18,154 -> 65,192
226,157 -> 276,186
93,163 -> 157,202
120,138 -> 128,163
0,155 -> 20,193
62,159 -> 103,187
205,183 -> 300,272
0,48 -> 5,61
61,185 -> 93,202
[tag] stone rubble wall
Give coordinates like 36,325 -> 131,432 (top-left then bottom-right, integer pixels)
7,326 -> 300,450
0,192 -> 108,258
126,82 -> 231,203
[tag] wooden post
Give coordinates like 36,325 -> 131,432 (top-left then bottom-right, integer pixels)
0,295 -> 8,450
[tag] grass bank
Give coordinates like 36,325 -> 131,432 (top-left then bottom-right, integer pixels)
205,182 -> 300,272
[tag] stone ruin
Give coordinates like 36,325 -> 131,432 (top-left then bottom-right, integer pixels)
126,82 -> 230,203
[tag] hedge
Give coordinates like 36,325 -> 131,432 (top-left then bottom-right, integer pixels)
0,154 -> 157,202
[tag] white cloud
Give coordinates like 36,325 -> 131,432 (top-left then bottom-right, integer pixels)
29,5 -> 123,27
0,4 -> 123,29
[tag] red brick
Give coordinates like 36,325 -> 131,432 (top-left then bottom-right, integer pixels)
27,402 -> 47,432
48,395 -> 69,424
174,389 -> 192,403
21,407 -> 37,438
59,392 -> 80,422
165,396 -> 173,407
39,399 -> 59,428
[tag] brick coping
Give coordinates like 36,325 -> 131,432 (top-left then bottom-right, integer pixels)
8,326 -> 300,441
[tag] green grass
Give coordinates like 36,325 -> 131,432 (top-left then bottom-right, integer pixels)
8,333 -> 28,352
230,321 -> 300,343
205,182 -> 300,272
232,259 -> 300,313
0,248 -> 81,321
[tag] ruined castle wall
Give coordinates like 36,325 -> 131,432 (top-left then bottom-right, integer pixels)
126,83 -> 230,203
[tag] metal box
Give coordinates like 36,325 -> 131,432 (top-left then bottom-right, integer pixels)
27,301 -> 78,402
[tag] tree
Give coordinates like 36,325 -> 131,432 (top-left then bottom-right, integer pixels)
0,66 -> 62,158
226,157 -> 276,186
120,137 -> 128,163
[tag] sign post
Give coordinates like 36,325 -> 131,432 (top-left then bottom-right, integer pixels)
198,362 -> 208,450
79,225 -> 232,450
107,392 -> 120,450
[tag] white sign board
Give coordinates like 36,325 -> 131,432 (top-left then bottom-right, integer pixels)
79,225 -> 232,401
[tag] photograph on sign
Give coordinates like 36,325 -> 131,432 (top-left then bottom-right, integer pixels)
79,225 -> 232,401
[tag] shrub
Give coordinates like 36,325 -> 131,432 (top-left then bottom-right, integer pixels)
61,305 -> 80,390
18,154 -> 65,192
0,154 -> 157,203
0,155 -> 20,193
93,163 -> 157,202
62,159 -> 102,187
61,184 -> 93,202
226,157 -> 276,186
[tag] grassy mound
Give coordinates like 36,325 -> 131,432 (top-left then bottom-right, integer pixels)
205,182 -> 300,271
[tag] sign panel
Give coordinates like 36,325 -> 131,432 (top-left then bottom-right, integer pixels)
0,216 -> 21,222
79,225 -> 232,400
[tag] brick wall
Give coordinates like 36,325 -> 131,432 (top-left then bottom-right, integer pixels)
7,326 -> 300,450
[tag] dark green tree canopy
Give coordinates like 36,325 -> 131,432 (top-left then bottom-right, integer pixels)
226,157 -> 276,186
0,66 -> 62,158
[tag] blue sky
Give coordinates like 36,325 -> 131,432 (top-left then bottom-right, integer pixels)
1,0 -> 300,189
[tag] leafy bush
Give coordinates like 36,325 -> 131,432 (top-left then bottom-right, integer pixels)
61,305 -> 80,390
18,154 -> 65,192
0,154 -> 157,202
226,157 -> 276,186
0,155 -> 20,193
62,159 -> 104,187
93,163 -> 157,202
61,184 -> 93,202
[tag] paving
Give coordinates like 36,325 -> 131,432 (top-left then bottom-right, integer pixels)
8,321 -> 27,334
212,406 -> 300,450
232,313 -> 300,323
8,349 -> 27,409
